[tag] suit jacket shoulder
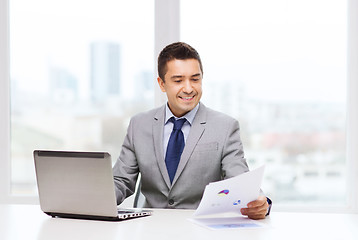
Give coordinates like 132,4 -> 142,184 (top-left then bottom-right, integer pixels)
130,105 -> 165,124
201,104 -> 239,125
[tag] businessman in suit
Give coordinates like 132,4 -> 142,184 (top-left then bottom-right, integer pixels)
113,42 -> 270,219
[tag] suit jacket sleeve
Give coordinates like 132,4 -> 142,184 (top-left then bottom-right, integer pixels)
112,117 -> 139,205
220,116 -> 249,179
220,118 -> 267,197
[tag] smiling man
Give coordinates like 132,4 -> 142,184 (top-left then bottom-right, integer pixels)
113,42 -> 271,219
157,58 -> 202,117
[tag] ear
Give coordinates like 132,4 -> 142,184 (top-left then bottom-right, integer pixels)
157,77 -> 166,92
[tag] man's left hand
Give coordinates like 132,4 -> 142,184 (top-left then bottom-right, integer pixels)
240,195 -> 269,220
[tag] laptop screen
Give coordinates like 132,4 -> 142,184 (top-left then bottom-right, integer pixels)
34,150 -> 119,219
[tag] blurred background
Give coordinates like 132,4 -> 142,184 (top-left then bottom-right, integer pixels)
8,0 -> 347,208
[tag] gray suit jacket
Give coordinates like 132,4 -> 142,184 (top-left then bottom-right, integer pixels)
113,103 -> 249,209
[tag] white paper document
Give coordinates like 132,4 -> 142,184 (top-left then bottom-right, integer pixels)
189,216 -> 264,230
193,165 -> 265,217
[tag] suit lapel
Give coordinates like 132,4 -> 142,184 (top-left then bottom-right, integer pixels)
172,103 -> 207,186
152,105 -> 172,189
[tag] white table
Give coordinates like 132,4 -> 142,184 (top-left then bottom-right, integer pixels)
1,204 -> 358,240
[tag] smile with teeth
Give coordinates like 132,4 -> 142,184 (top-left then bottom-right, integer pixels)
179,96 -> 195,101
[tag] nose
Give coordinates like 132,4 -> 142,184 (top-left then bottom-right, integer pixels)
182,79 -> 193,94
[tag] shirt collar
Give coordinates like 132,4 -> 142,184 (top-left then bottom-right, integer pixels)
165,103 -> 200,126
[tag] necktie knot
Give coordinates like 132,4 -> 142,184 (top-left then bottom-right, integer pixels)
170,117 -> 186,130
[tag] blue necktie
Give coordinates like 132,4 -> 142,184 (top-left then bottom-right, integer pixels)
165,117 -> 186,183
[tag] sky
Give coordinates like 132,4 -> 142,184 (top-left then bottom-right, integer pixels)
10,0 -> 347,103
180,0 -> 347,103
10,0 -> 154,99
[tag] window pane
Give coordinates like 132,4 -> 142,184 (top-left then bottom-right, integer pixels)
10,0 -> 154,195
181,0 -> 347,205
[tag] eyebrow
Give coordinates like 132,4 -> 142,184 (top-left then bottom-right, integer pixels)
170,73 -> 201,79
170,75 -> 183,80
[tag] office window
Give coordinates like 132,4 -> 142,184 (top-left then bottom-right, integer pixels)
181,0 -> 347,206
10,0 -> 154,195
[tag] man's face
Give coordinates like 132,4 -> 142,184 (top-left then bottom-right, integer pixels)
157,59 -> 203,117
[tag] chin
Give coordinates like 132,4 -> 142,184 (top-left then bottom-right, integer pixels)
181,104 -> 196,112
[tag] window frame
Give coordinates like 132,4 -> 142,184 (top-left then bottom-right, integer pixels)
0,0 -> 357,213
0,0 -> 10,204
347,0 -> 358,213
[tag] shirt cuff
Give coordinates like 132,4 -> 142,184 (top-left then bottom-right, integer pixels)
266,197 -> 272,216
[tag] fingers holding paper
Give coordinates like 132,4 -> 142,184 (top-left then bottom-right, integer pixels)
240,195 -> 269,220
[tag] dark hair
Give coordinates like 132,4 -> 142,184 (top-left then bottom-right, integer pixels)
157,42 -> 203,81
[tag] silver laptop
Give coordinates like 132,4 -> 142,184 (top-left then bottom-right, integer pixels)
34,150 -> 151,221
